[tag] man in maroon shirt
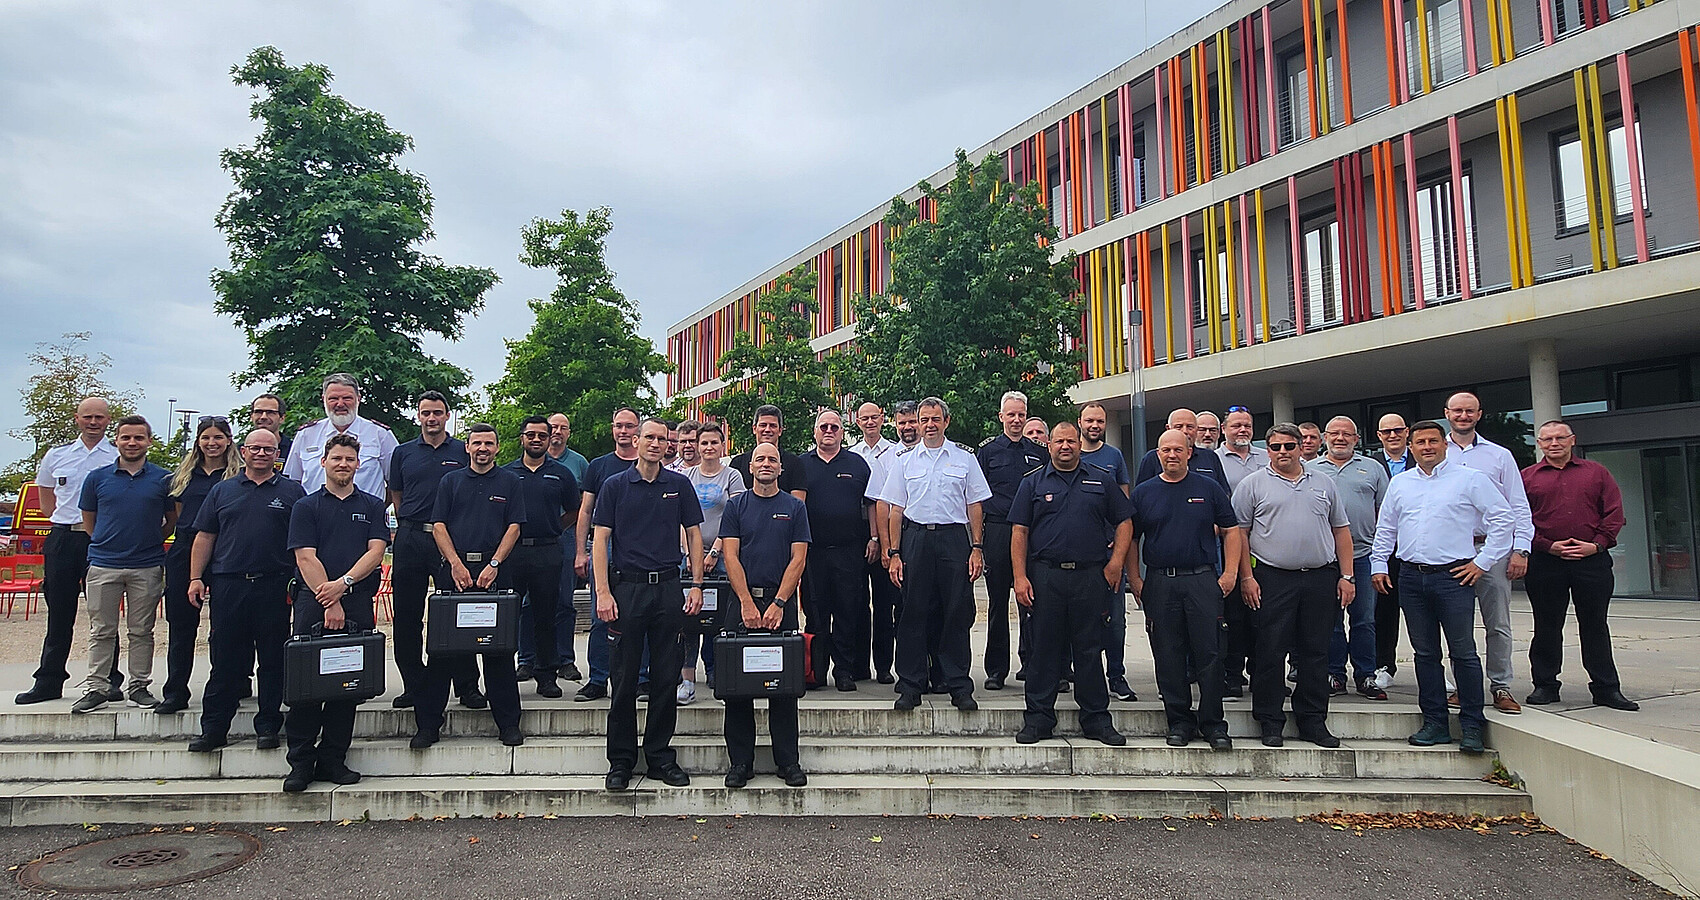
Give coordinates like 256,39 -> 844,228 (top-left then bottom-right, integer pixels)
1520,420 -> 1635,711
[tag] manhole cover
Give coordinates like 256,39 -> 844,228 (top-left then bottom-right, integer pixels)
17,831 -> 260,893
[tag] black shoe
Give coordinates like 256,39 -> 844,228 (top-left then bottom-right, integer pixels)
836,676 -> 857,692
315,761 -> 362,785
561,662 -> 583,682
894,692 -> 921,711
1298,726 -> 1340,749
606,768 -> 632,792
984,677 -> 1005,691
1222,682 -> 1244,699
187,734 -> 228,752
777,764 -> 808,787
1329,675 -> 1348,697
155,696 -> 189,714
1526,686 -> 1561,705
283,765 -> 316,793
1015,727 -> 1050,744
1260,730 -> 1284,748
255,733 -> 281,750
103,686 -> 125,703
1207,733 -> 1234,751
1109,679 -> 1137,702
1408,722 -> 1453,746
950,692 -> 978,711
14,685 -> 62,705
1593,690 -> 1640,711
1086,729 -> 1127,747
410,728 -> 440,750
515,664 -> 535,681
459,690 -> 489,710
392,693 -> 414,709
1057,679 -> 1071,694
876,671 -> 895,684
1014,669 -> 1026,682
635,686 -> 650,703
724,764 -> 753,788
500,726 -> 524,746
575,682 -> 608,702
1460,726 -> 1486,754
1166,729 -> 1194,747
238,680 -> 253,700
654,763 -> 691,787
536,678 -> 563,699
1357,679 -> 1389,701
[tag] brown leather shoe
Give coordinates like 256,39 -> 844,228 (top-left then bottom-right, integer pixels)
1492,689 -> 1522,714
1446,692 -> 1460,708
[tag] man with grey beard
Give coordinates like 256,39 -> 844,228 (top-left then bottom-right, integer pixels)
283,373 -> 397,497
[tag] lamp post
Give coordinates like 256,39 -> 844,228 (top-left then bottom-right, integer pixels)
1121,292 -> 1147,461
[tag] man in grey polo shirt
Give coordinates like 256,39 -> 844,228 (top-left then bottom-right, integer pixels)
1216,406 -> 1266,698
1307,416 -> 1389,701
1216,408 -> 1268,491
1234,423 -> 1355,748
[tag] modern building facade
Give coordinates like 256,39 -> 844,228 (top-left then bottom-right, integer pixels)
667,0 -> 1700,599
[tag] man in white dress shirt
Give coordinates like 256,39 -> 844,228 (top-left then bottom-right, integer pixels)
283,373 -> 398,497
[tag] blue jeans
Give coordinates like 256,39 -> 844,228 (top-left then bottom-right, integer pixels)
1399,565 -> 1485,731
519,529 -> 579,668
1329,555 -> 1376,683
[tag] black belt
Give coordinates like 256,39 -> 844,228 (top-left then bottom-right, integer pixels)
1147,565 -> 1214,577
398,518 -> 434,534
1396,558 -> 1474,574
208,572 -> 287,581
518,536 -> 559,547
903,520 -> 965,531
614,568 -> 679,585
51,523 -> 89,533
1253,560 -> 1340,574
1035,560 -> 1106,570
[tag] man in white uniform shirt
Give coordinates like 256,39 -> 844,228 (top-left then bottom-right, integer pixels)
283,373 -> 398,497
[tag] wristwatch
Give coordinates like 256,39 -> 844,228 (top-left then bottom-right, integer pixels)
1513,550 -> 1530,558
970,542 -> 985,550
341,574 -> 356,588
1341,574 -> 1356,584
488,557 -> 501,568
887,548 -> 901,559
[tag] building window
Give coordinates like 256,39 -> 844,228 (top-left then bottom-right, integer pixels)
1131,125 -> 1148,207
1412,171 -> 1479,301
1182,90 -> 1224,184
1404,0 -> 1467,92
1301,217 -> 1345,328
1616,364 -> 1686,409
1553,119 -> 1648,235
1278,34 -> 1342,147
1552,0 -> 1633,37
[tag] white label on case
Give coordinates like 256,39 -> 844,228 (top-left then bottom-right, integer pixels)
457,602 -> 498,628
319,646 -> 364,675
700,588 -> 718,612
743,646 -> 784,673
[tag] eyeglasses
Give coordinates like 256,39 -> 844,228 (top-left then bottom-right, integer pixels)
198,415 -> 229,427
249,406 -> 280,416
1377,427 -> 1408,435
243,445 -> 279,455
817,423 -> 841,431
522,431 -> 551,440
1266,442 -> 1299,451
1227,405 -> 1249,413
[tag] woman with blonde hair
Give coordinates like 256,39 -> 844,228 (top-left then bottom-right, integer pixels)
158,416 -> 241,714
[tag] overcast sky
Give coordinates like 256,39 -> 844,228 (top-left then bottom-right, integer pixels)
0,1 -> 1197,461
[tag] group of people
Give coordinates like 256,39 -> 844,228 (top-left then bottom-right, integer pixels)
21,374 -> 1635,793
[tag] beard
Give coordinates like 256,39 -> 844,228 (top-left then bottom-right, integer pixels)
326,405 -> 358,429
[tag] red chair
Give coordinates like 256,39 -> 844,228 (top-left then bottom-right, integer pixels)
375,561 -> 393,624
0,554 -> 45,619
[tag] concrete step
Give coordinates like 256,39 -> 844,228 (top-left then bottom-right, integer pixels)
0,734 -> 1501,782
0,773 -> 1529,825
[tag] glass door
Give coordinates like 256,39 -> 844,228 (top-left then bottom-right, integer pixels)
1644,446 -> 1696,598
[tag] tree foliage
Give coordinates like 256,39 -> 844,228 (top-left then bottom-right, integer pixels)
831,149 -> 1082,444
211,46 -> 497,441
702,266 -> 836,454
2,333 -> 141,496
486,207 -> 670,459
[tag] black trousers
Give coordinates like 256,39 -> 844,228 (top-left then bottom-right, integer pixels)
284,589 -> 375,769
1250,564 -> 1338,733
1375,558 -> 1403,674
201,573 -> 290,739
895,524 -> 975,697
804,545 -> 867,683
866,559 -> 900,678
34,527 -> 121,691
508,541 -> 563,679
607,575 -> 686,771
161,540 -> 202,704
1144,570 -> 1226,736
1023,563 -> 1113,735
1526,553 -> 1621,695
414,560 -> 521,735
723,592 -> 801,769
982,521 -> 1018,681
1221,582 -> 1256,691
391,525 -> 479,699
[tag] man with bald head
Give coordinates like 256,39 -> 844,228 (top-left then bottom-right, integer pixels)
1135,408 -> 1231,490
801,409 -> 874,690
1369,413 -> 1414,687
20,397 -> 125,705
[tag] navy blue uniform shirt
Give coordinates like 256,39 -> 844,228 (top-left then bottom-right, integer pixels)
1130,471 -> 1237,570
388,436 -> 466,521
591,466 -> 704,573
1136,447 -> 1232,491
193,472 -> 306,576
287,487 -> 391,591
731,449 -> 806,496
505,455 -> 580,540
582,451 -> 638,497
1080,444 -> 1131,486
800,449 -> 872,548
721,490 -> 812,588
171,466 -> 228,541
977,435 -> 1048,522
1008,463 -> 1132,566
79,462 -> 174,569
432,466 -> 526,555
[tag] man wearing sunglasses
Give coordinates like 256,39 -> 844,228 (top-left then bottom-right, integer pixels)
801,409 -> 875,691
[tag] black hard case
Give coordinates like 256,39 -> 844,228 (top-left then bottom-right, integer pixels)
426,590 -> 520,655
712,629 -> 807,700
284,628 -> 387,703
685,577 -> 735,632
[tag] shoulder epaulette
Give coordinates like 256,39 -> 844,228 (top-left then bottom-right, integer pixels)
895,444 -> 915,456
374,419 -> 392,430
978,434 -> 998,449
954,441 -> 974,453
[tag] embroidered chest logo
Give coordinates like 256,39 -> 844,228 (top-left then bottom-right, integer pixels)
351,513 -> 369,523
489,495 -> 508,503
662,491 -> 679,499
773,513 -> 791,520
268,498 -> 286,509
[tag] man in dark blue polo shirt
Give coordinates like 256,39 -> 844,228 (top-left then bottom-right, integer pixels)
505,416 -> 580,699
412,423 -> 526,749
1130,429 -> 1242,750
1008,421 -> 1132,746
74,415 -> 176,713
591,417 -> 705,791
387,391 -> 475,711
976,391 -> 1047,691
800,409 -> 874,692
572,407 -> 641,702
187,428 -> 305,752
282,432 -> 391,792
720,442 -> 812,789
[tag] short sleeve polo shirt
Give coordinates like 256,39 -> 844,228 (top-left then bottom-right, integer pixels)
432,466 -> 527,555
79,462 -> 174,569
193,472 -> 307,576
592,466 -> 704,573
721,490 -> 812,588
287,487 -> 391,591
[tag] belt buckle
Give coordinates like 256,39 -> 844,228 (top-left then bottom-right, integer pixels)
1161,567 -> 1177,577
751,586 -> 765,598
1059,561 -> 1077,570
465,552 -> 484,563
647,571 -> 661,584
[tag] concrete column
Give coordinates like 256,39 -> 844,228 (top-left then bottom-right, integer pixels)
1529,338 -> 1561,427
1272,382 -> 1295,425
1103,407 -> 1125,451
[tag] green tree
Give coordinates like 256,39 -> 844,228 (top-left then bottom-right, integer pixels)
487,207 -> 670,458
832,149 -> 1083,444
211,46 -> 497,440
703,266 -> 836,454
2,333 -> 142,496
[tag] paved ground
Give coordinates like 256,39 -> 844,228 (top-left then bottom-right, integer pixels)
0,816 -> 1678,899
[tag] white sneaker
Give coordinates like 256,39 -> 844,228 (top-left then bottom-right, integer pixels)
1372,667 -> 1394,690
676,681 -> 696,705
